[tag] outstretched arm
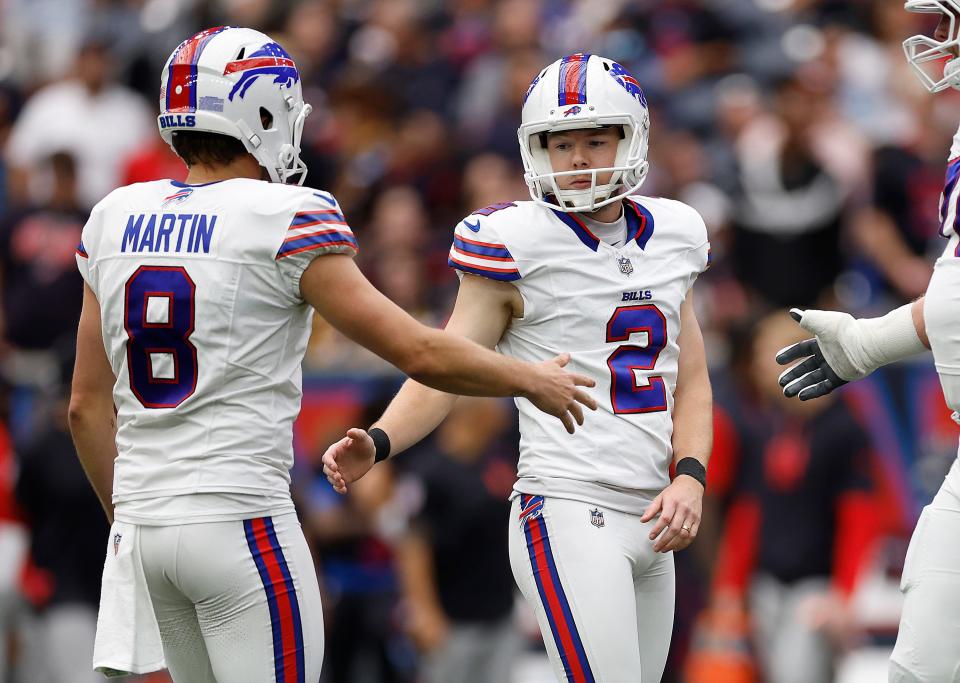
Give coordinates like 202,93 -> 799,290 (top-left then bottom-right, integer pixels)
301,255 -> 595,424
69,284 -> 119,523
322,273 -> 541,493
642,290 -> 712,552
777,298 -> 928,400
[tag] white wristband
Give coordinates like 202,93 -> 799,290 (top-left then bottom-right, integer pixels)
796,304 -> 926,382
856,303 -> 926,371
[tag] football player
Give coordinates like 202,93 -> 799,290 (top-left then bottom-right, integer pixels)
69,27 -> 597,683
776,4 -> 960,681
323,54 -> 713,682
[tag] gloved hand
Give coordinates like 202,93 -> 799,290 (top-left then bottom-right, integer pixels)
776,310 -> 852,400
776,304 -> 925,400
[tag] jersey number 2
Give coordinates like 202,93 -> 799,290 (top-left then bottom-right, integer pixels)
606,305 -> 668,413
124,266 -> 198,409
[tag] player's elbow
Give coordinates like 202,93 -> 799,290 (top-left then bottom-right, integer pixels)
394,330 -> 446,384
67,390 -> 113,433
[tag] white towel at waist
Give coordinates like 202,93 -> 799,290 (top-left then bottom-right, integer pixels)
93,521 -> 165,676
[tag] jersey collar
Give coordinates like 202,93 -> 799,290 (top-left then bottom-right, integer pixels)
170,179 -> 227,188
549,198 -> 655,252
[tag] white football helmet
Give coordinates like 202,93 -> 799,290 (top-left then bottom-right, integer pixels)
903,1 -> 960,92
518,53 -> 650,213
158,26 -> 312,184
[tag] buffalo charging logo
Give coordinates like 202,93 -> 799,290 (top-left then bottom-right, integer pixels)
223,42 -> 300,101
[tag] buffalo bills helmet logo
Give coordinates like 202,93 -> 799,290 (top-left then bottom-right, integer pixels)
563,105 -> 582,117
608,61 -> 647,108
524,71 -> 543,104
223,42 -> 300,101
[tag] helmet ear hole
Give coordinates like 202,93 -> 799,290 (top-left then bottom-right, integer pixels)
259,107 -> 274,130
236,47 -> 246,60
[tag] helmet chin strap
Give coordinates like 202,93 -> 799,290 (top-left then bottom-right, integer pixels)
555,182 -> 620,210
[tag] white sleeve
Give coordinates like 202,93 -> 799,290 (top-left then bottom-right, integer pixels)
275,190 -> 359,301
76,202 -> 104,295
447,213 -> 521,282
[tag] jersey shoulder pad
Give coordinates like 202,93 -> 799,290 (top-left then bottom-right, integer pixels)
629,196 -> 707,246
448,203 -> 521,282
275,187 -> 358,260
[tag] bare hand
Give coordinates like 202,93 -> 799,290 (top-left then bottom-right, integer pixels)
525,353 -> 598,434
641,475 -> 704,552
322,427 -> 376,494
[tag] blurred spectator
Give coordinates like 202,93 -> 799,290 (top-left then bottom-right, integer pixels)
304,394 -> 414,683
0,152 -> 85,356
393,397 -> 520,683
0,383 -> 24,683
848,96 -> 950,306
710,311 -> 879,683
729,73 -> 863,309
5,36 -> 152,209
13,376 -> 109,683
120,130 -> 188,187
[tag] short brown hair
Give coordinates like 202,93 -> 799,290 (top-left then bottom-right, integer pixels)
171,130 -> 248,167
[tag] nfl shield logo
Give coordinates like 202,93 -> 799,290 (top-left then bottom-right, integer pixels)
617,256 -> 633,276
590,508 -> 605,528
113,533 -> 122,555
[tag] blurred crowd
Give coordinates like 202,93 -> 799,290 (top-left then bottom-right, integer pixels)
0,0 -> 958,681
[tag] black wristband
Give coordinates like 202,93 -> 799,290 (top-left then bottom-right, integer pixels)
369,427 -> 391,463
675,457 -> 706,490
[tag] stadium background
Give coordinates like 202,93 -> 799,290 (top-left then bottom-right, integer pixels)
0,0 -> 956,681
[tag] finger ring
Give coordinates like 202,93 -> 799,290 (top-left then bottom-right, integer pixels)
682,525 -> 691,532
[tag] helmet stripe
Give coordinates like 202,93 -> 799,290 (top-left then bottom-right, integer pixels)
167,26 -> 227,113
558,53 -> 590,106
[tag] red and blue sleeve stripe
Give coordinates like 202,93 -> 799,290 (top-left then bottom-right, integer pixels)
448,234 -> 520,280
166,26 -> 227,113
452,235 -> 514,260
76,241 -> 88,258
289,209 -> 347,230
521,496 -> 595,683
448,255 -> 521,281
558,53 -> 590,106
244,517 -> 305,683
277,229 -> 358,259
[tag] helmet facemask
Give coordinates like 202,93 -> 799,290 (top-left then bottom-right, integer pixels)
518,115 -> 649,212
518,54 -> 651,214
903,1 -> 960,92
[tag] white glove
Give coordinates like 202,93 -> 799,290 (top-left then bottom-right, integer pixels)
776,304 -> 925,400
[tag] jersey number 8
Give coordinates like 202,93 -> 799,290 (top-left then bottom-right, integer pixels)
124,266 -> 198,409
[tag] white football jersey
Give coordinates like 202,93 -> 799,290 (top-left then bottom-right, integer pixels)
448,198 -> 709,513
939,123 -> 960,238
76,178 -> 358,524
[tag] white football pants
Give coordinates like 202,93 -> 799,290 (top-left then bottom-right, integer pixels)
139,513 -> 323,683
890,251 -> 960,682
508,494 -> 675,683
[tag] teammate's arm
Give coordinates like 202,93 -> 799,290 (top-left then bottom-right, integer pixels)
68,283 -> 119,523
776,297 -> 928,400
322,273 -> 525,493
301,254 -> 595,418
642,290 -> 712,552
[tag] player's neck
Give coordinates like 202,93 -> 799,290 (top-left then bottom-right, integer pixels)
577,201 -> 623,224
184,155 -> 263,185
